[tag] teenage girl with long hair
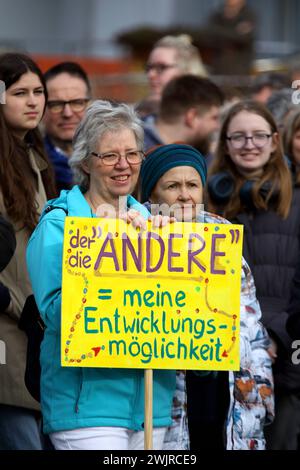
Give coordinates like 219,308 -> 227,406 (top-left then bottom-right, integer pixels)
0,52 -> 56,450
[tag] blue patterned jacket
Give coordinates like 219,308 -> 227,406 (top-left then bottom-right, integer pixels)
163,211 -> 274,450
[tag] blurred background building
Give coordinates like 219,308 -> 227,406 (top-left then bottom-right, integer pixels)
1,0 -> 300,101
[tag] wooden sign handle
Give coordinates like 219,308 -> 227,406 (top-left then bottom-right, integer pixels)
144,369 -> 153,450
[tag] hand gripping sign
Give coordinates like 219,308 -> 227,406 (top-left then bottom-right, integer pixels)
61,217 -> 243,448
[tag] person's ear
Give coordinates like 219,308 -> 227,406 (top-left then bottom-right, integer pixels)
185,108 -> 199,128
271,132 -> 279,152
81,158 -> 90,175
224,136 -> 231,155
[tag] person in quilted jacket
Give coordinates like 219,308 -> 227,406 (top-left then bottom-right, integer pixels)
141,143 -> 274,450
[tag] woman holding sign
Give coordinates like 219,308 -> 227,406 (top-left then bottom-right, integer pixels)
26,100 -> 182,450
140,143 -> 274,450
207,101 -> 300,449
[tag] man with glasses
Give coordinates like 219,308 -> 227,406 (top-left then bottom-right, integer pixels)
43,62 -> 92,192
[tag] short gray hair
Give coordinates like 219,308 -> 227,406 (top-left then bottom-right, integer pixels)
69,100 -> 144,189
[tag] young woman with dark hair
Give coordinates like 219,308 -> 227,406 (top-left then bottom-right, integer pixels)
0,52 -> 56,450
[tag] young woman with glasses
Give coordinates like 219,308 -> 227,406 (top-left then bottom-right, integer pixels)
0,52 -> 56,449
207,100 -> 300,450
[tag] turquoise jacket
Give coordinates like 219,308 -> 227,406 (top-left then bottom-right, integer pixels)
26,185 -> 176,434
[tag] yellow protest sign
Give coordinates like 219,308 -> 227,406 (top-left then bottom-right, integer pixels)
61,217 -> 243,370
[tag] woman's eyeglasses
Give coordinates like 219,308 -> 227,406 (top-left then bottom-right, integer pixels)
91,150 -> 144,166
226,132 -> 273,149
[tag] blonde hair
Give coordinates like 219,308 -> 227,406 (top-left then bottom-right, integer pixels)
154,34 -> 208,77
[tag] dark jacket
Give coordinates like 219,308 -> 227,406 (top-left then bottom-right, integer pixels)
143,116 -> 163,152
286,259 -> 300,340
0,215 -> 16,311
286,311 -> 300,341
233,189 -> 300,392
44,135 -> 73,193
0,214 -> 16,272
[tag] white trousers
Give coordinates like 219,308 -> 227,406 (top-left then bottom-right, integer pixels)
50,426 -> 167,450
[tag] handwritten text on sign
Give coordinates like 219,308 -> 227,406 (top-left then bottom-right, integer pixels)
61,218 -> 243,370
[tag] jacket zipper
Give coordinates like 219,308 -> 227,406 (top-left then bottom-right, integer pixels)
132,372 -> 141,429
75,368 -> 83,413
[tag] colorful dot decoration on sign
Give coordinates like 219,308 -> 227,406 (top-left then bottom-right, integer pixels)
63,254 -> 94,364
63,229 -> 240,364
203,282 -> 238,358
214,226 -> 219,231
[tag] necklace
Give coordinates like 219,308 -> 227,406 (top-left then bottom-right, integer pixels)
85,191 -> 128,217
85,191 -> 99,215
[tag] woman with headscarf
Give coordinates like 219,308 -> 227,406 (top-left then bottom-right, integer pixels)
140,143 -> 274,450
